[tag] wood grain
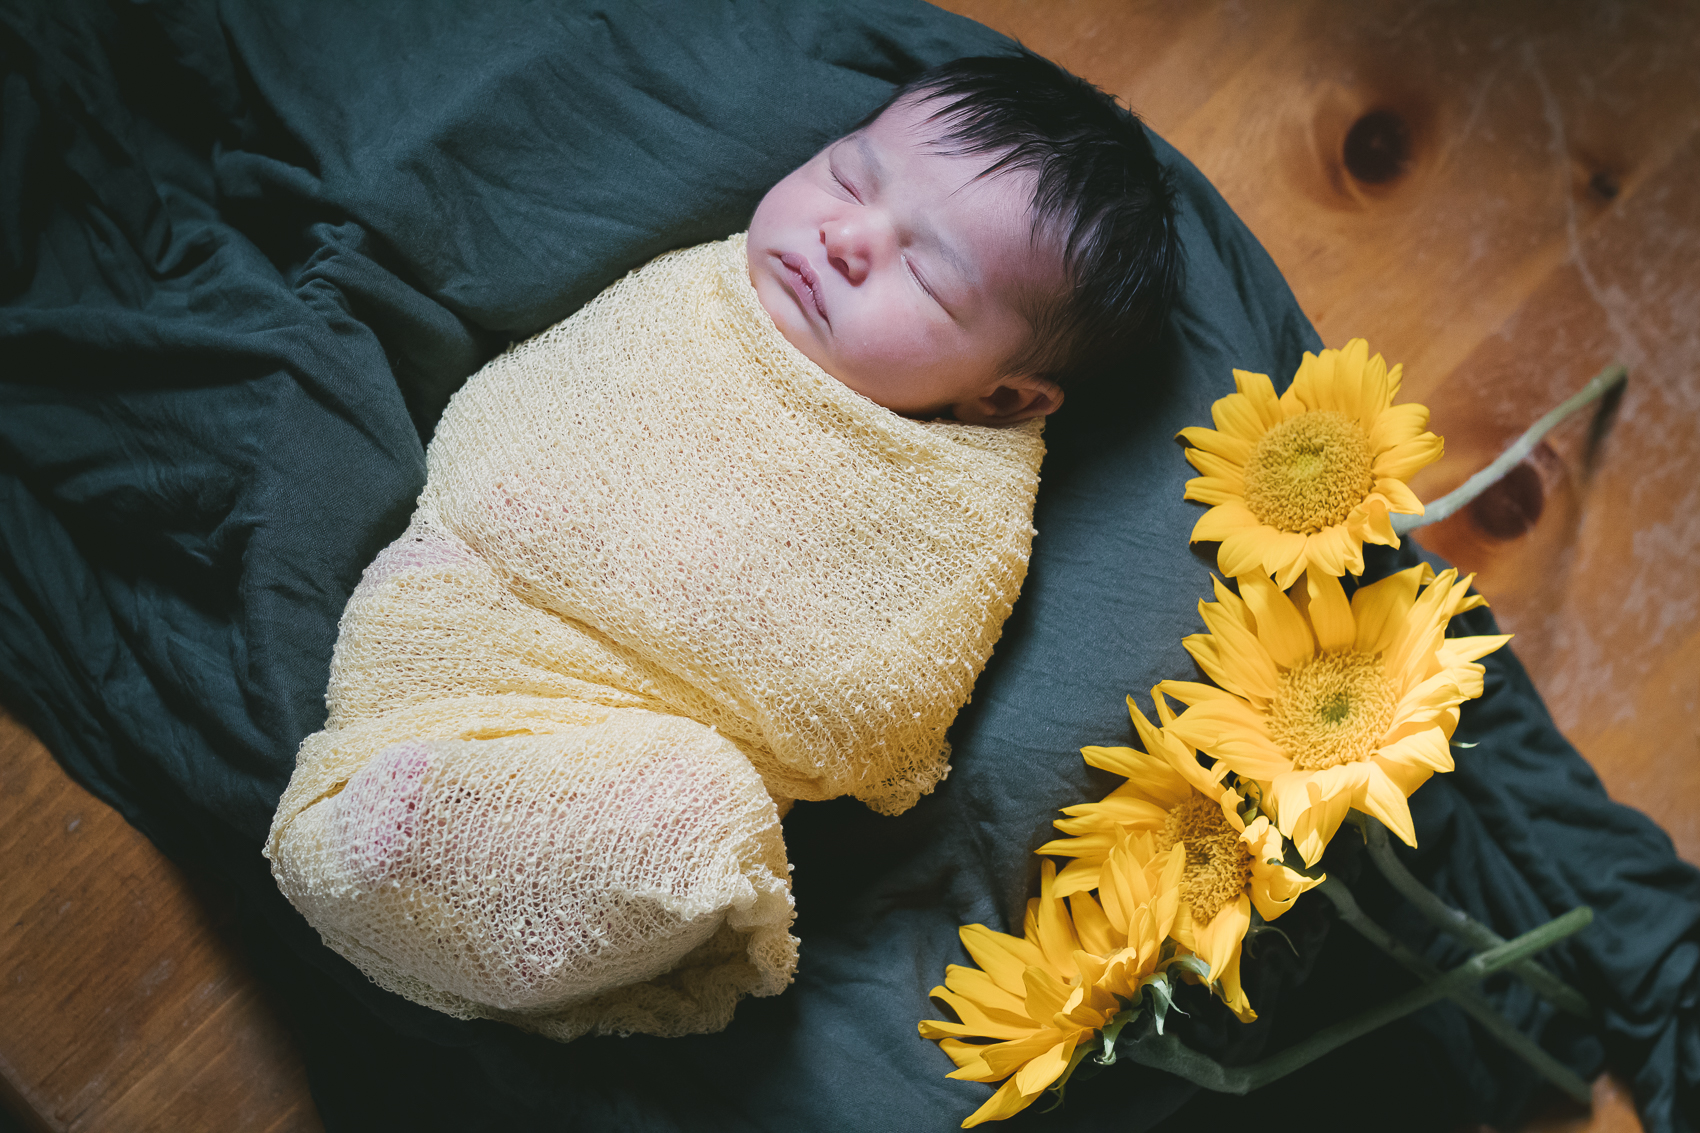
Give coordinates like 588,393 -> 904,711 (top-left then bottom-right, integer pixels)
0,707 -> 322,1133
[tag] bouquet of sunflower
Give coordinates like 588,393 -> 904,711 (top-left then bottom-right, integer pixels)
920,341 -> 1615,1126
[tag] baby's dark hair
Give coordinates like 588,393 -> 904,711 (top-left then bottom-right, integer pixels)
864,51 -> 1182,388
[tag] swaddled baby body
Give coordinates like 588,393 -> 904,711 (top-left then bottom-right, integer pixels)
265,53 -> 1181,1040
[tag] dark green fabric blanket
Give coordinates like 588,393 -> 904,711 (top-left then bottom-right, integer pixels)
1,3 -> 1694,1130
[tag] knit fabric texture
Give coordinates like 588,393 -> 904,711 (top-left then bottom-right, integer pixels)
264,235 -> 1046,1040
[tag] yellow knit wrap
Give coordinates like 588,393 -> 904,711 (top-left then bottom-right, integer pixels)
265,235 -> 1045,1040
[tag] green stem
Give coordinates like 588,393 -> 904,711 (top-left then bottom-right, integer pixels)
1118,905 -> 1594,1096
1361,817 -> 1592,1018
1393,361 -> 1627,535
1318,877 -> 1594,1104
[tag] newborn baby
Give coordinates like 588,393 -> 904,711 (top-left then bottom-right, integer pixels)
265,53 -> 1180,1041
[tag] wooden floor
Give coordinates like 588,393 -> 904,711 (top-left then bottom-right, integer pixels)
0,709 -> 322,1133
3,1 -> 1697,1129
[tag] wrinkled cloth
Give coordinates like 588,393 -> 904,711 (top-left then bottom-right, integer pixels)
266,235 -> 1042,1039
2,2 -> 1696,1131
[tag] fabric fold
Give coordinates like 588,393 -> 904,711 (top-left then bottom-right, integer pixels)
267,235 -> 1044,1037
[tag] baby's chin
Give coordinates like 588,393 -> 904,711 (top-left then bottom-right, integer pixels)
744,248 -> 965,420
746,253 -> 857,389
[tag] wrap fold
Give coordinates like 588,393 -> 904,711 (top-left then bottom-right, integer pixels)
266,236 -> 1045,1037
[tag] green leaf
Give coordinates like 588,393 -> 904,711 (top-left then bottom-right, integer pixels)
1141,972 -> 1190,1035
1243,921 -> 1297,959
1164,953 -> 1212,983
1095,1006 -> 1140,1066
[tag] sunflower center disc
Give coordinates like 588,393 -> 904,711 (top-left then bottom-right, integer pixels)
1159,793 -> 1254,923
1242,410 -> 1375,533
1269,650 -> 1398,771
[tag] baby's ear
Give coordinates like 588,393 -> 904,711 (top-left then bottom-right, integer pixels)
953,375 -> 1064,427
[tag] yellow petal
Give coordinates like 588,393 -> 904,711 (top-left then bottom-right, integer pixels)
1157,679 -> 1241,707
1034,862 -> 1084,976
1249,846 -> 1322,922
1217,527 -> 1285,580
1019,966 -> 1071,1025
1193,894 -> 1251,982
1013,1036 -> 1077,1096
1376,726 -> 1455,775
1208,574 -> 1257,633
1361,501 -> 1400,547
1374,475 -> 1424,515
960,925 -> 1046,998
1368,401 -> 1429,453
1303,525 -> 1353,581
944,965 -> 1031,1019
1372,432 -> 1444,481
1184,477 -> 1247,507
1305,568 -> 1356,652
1070,892 -> 1114,957
1441,575 -> 1490,618
1442,633 -> 1513,665
1178,424 -> 1255,465
1211,390 -> 1274,443
1197,598 -> 1280,701
1166,699 -> 1289,779
1351,563 -> 1431,655
1237,572 -> 1315,669
1125,699 -> 1216,798
936,1037 -> 992,1073
1152,844 -> 1186,943
1356,351 -> 1391,431
1231,369 -> 1285,429
1288,350 -> 1324,409
1271,768 -> 1357,866
1049,857 -> 1105,897
1185,448 -> 1248,489
1332,340 -> 1369,419
1360,763 -> 1419,847
1192,500 -> 1261,544
925,989 -> 1039,1040
1383,570 -> 1459,677
960,1074 -> 1041,1127
1078,744 -> 1154,782
1214,943 -> 1257,1023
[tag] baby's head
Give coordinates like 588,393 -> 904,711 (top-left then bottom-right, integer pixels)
748,52 -> 1181,426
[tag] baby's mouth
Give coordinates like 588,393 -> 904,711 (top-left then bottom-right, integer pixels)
779,253 -> 828,325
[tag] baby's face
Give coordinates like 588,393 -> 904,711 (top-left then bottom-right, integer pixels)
748,96 -> 1064,424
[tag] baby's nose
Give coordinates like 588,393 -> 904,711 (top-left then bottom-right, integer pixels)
821,217 -> 888,286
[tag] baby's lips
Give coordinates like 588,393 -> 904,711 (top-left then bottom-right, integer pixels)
778,252 -> 829,323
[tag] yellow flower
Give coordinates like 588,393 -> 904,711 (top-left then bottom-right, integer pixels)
919,847 -> 1182,1126
1161,565 -> 1510,866
1037,691 -> 1320,1020
1180,339 -> 1443,588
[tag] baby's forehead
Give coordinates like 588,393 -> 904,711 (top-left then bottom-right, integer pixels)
836,93 -> 988,167
828,100 -> 1044,221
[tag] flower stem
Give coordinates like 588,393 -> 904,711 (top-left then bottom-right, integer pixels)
1360,817 -> 1592,1017
1317,876 -> 1594,1103
1118,905 -> 1594,1097
1393,361 -> 1627,535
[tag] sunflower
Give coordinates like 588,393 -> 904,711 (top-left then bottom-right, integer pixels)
1037,690 -> 1320,1021
1180,339 -> 1443,588
1161,565 -> 1510,866
919,847 -> 1182,1126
